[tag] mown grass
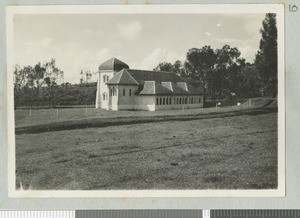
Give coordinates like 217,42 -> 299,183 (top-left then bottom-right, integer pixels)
15,112 -> 278,190
15,97 -> 277,134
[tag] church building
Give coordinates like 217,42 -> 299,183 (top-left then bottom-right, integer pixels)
95,58 -> 204,111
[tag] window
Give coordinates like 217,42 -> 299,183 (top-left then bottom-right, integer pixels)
110,88 -> 112,96
191,97 -> 193,104
169,98 -> 172,105
123,89 -> 126,96
156,98 -> 159,105
166,98 -> 168,105
103,75 -> 106,82
199,97 -> 201,103
103,93 -> 106,101
129,89 -> 132,96
185,98 -> 188,104
112,87 -> 115,96
179,98 -> 182,104
160,98 -> 162,105
163,98 -> 165,105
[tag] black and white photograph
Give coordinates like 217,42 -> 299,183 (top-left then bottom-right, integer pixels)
6,4 -> 285,197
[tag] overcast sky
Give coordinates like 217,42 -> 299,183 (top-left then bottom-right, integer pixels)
13,13 -> 266,84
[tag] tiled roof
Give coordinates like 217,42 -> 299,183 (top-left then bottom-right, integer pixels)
103,64 -> 203,95
99,58 -> 129,71
161,82 -> 189,95
106,69 -> 139,85
177,82 -> 203,95
126,69 -> 184,85
139,81 -> 174,95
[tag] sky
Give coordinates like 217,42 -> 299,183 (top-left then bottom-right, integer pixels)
13,13 -> 266,84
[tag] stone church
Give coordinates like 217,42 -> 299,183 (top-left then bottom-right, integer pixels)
95,57 -> 204,111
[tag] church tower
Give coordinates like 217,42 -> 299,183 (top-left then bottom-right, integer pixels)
95,58 -> 129,109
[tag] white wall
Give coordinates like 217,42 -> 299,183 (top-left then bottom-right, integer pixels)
154,95 -> 203,111
96,70 -> 120,110
117,85 -> 139,110
137,96 -> 156,111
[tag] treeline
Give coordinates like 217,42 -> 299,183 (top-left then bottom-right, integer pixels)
15,82 -> 97,108
14,58 -> 96,108
154,13 -> 278,102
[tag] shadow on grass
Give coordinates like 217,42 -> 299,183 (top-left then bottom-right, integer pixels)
15,107 -> 277,135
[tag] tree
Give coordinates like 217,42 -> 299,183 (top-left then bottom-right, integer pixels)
255,13 -> 277,97
33,62 -> 46,105
213,45 -> 245,99
13,65 -> 26,108
44,59 -> 64,108
153,60 -> 184,76
238,64 -> 263,97
184,46 -> 216,103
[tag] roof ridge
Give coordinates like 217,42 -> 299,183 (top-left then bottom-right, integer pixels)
124,69 -> 139,85
128,69 -> 173,74
116,69 -> 124,84
112,58 -> 115,70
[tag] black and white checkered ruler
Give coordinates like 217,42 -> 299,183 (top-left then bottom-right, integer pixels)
0,211 -> 75,218
1,210 -> 300,218
210,210 -> 300,218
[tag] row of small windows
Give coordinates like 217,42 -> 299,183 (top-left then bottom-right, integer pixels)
156,96 -> 202,106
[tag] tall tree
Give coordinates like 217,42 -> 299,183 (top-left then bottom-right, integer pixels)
214,45 -> 245,99
33,62 -> 46,105
44,58 -> 64,108
255,13 -> 277,97
238,64 -> 263,98
184,46 -> 216,103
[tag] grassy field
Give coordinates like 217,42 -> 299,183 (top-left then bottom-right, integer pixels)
14,97 -> 276,129
15,110 -> 278,190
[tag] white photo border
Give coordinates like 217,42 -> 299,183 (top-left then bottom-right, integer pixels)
6,4 -> 285,198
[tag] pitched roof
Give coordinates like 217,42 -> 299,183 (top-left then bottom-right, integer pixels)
106,69 -> 139,85
139,81 -> 174,95
104,67 -> 203,95
99,58 -> 129,71
126,69 -> 184,85
177,82 -> 203,95
161,82 -> 189,95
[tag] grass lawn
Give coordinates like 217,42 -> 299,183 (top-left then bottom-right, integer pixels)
15,112 -> 278,190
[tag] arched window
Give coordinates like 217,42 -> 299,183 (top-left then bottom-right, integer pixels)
160,98 -> 162,105
129,89 -> 132,96
123,88 -> 125,96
